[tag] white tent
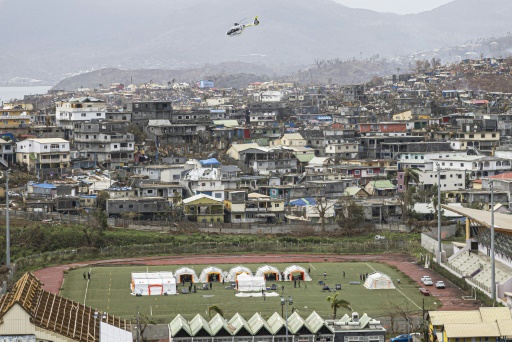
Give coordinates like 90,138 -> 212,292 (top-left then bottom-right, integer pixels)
131,272 -> 177,296
363,272 -> 395,290
199,266 -> 224,283
174,267 -> 199,284
236,272 -> 266,292
255,265 -> 281,281
282,265 -> 312,281
227,265 -> 253,281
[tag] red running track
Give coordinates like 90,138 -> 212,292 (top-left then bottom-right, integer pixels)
33,253 -> 481,311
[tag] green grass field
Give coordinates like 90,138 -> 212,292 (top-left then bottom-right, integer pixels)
60,262 -> 439,323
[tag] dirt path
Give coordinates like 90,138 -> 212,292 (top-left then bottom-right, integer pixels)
33,253 -> 481,311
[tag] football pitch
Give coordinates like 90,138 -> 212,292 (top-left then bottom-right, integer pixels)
60,261 -> 439,323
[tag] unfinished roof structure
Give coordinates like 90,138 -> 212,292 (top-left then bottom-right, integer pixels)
0,272 -> 131,341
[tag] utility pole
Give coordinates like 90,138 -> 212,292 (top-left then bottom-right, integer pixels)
5,170 -> 10,269
437,163 -> 442,264
490,181 -> 496,302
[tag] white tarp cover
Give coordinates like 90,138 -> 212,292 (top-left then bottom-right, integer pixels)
227,265 -> 252,281
283,265 -> 312,281
131,272 -> 177,296
174,267 -> 199,284
255,265 -> 282,281
100,322 -> 133,342
235,291 -> 280,297
199,266 -> 224,283
236,273 -> 266,292
363,272 -> 395,290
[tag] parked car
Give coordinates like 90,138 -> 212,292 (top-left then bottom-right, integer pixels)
436,281 -> 445,289
419,288 -> 430,296
420,275 -> 431,282
391,334 -> 412,342
423,278 -> 434,286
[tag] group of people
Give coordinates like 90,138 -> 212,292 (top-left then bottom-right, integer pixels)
82,271 -> 90,280
360,273 -> 369,282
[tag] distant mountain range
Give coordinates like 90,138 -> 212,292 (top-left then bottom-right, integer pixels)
1,0 -> 512,85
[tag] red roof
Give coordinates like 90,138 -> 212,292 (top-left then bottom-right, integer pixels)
488,172 -> 512,179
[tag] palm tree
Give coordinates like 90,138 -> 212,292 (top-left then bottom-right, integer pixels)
403,168 -> 420,191
326,293 -> 351,319
208,305 -> 224,318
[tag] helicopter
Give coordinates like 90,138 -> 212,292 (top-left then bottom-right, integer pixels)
227,16 -> 260,37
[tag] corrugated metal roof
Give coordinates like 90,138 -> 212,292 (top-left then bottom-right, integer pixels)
267,312 -> 286,334
497,320 -> 512,337
480,307 -> 512,322
190,314 -> 212,336
305,311 -> 330,333
248,313 -> 272,335
209,314 -> 232,335
169,314 -> 192,337
287,311 -> 307,334
229,313 -> 252,335
429,311 -> 482,325
444,322 -> 500,338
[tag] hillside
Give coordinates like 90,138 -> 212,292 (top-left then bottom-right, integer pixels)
2,0 -> 512,84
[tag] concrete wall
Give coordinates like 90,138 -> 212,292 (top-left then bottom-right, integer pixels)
421,232 -> 455,259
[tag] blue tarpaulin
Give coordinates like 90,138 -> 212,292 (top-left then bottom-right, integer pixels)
289,198 -> 317,206
200,158 -> 221,166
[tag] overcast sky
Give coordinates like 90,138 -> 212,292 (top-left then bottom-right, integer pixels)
333,0 -> 454,14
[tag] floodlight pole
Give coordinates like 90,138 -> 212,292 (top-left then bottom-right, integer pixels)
490,181 -> 496,302
281,296 -> 293,342
437,163 -> 442,264
5,170 -> 10,270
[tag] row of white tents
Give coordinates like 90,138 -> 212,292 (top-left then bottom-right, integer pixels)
131,265 -> 313,296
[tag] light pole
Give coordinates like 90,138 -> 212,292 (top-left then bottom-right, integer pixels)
5,169 -> 10,269
281,296 -> 293,342
437,163 -> 442,263
490,180 -> 496,302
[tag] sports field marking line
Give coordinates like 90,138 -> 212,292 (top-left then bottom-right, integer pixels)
83,267 -> 91,306
365,262 -> 421,310
309,263 -> 317,271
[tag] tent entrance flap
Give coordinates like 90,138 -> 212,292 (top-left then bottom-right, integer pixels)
148,284 -> 163,295
207,273 -> 221,282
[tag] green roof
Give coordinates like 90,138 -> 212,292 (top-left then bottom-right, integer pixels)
369,180 -> 396,190
343,187 -> 365,196
295,154 -> 316,163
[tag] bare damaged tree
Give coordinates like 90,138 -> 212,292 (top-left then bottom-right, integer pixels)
312,197 -> 334,234
383,299 -> 421,334
79,210 -> 108,247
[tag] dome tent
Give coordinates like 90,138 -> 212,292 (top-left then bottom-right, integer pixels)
255,265 -> 281,281
174,267 -> 199,284
227,265 -> 253,281
363,272 -> 395,290
199,266 -> 224,283
282,265 -> 312,281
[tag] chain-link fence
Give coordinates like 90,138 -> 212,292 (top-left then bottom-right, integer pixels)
13,240 -> 420,275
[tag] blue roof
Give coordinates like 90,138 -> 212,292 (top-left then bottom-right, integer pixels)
289,197 -> 317,206
80,195 -> 97,198
32,183 -> 57,189
200,158 -> 221,166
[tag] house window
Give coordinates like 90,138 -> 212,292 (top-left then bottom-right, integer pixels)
129,205 -> 133,208
119,205 -> 124,209
354,170 -> 360,175
215,193 -> 222,198
114,145 -> 118,148
81,113 -> 86,117
96,113 -> 101,117
147,190 -> 154,194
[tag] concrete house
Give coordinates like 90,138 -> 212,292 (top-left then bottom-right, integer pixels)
183,194 -> 224,223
